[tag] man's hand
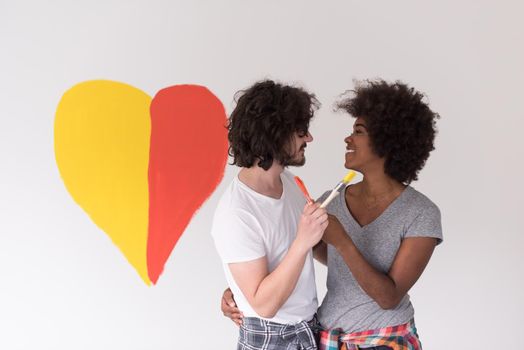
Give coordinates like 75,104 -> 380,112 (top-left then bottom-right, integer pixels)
221,288 -> 243,326
296,202 -> 329,251
322,214 -> 349,249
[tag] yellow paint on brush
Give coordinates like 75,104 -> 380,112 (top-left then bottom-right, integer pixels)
343,170 -> 356,184
54,80 -> 152,285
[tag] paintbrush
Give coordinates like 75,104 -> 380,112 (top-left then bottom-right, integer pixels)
319,171 -> 356,209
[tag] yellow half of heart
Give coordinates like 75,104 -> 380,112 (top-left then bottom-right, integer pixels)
55,80 -> 153,285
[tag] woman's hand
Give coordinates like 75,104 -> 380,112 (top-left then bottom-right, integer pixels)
221,288 -> 243,326
322,214 -> 349,249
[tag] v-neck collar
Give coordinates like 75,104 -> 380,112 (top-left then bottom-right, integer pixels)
342,185 -> 411,230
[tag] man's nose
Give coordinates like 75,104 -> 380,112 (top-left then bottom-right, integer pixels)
305,132 -> 313,142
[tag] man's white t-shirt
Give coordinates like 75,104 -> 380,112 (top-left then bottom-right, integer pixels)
211,170 -> 318,324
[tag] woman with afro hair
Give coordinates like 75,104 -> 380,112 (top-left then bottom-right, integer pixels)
315,79 -> 442,349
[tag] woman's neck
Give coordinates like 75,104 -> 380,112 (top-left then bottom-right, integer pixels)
358,170 -> 404,199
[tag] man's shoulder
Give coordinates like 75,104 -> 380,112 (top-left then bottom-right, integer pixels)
281,169 -> 296,182
214,177 -> 264,219
211,186 -> 260,239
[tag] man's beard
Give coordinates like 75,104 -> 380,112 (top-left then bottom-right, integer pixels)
284,155 -> 306,167
282,144 -> 306,167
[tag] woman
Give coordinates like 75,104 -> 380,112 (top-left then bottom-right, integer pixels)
222,79 -> 442,350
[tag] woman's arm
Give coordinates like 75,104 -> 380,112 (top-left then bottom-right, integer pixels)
323,215 -> 437,309
313,241 -> 327,265
221,288 -> 243,326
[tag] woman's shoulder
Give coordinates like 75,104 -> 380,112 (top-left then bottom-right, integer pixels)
403,186 -> 441,216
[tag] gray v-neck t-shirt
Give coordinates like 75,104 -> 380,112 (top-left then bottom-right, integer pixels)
317,185 -> 442,332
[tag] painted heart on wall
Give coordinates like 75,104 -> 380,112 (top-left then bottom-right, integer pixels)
55,80 -> 228,285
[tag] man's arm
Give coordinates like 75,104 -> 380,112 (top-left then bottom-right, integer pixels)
228,203 -> 327,319
220,241 -> 328,326
229,244 -> 308,318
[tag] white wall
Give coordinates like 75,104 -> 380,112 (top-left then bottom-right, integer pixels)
1,1 -> 523,349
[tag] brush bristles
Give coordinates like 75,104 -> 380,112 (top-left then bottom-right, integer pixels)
342,171 -> 356,184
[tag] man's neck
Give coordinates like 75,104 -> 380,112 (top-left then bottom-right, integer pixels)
238,163 -> 285,199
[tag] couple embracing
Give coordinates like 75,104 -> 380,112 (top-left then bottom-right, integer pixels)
211,79 -> 442,350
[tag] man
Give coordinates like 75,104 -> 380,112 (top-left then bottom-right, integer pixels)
211,79 -> 328,350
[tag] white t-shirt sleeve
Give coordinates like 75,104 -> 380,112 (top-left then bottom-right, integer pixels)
212,208 -> 266,263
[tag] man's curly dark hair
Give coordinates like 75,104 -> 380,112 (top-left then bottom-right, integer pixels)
337,79 -> 440,184
228,80 -> 320,170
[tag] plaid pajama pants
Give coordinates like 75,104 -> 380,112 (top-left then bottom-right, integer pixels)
237,316 -> 320,350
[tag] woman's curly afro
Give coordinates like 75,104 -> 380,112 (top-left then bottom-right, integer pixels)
337,79 -> 440,184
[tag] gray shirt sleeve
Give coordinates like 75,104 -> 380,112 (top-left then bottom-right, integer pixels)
403,201 -> 443,245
